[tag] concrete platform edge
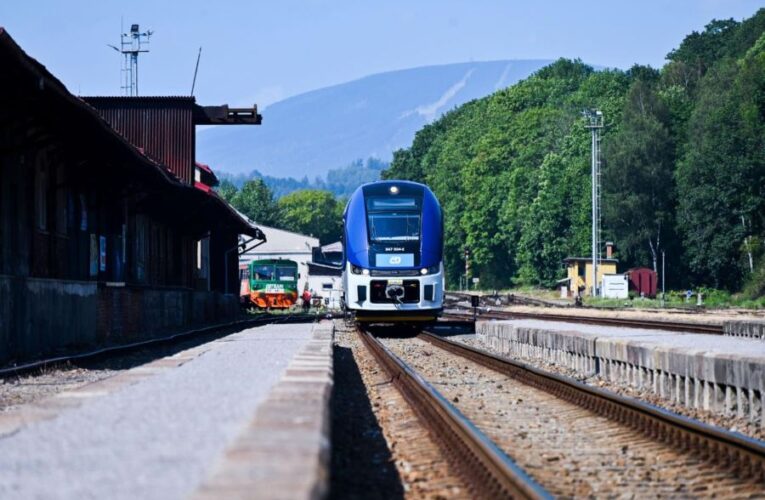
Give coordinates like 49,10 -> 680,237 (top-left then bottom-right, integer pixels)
194,321 -> 334,500
477,320 -> 765,426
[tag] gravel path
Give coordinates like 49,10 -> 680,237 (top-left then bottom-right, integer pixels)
0,322 -> 313,500
0,366 -> 118,412
331,322 -> 468,499
381,335 -> 763,498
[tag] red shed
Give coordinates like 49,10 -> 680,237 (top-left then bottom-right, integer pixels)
627,267 -> 657,298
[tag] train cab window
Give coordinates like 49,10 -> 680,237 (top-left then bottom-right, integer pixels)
276,266 -> 296,281
366,196 -> 421,243
253,265 -> 275,281
368,213 -> 420,242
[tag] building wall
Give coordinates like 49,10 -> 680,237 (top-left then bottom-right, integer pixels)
305,275 -> 343,309
0,275 -> 97,363
567,261 -> 618,295
0,274 -> 238,365
83,98 -> 196,185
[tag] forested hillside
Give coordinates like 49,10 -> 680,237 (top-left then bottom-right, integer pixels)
383,10 -> 765,295
197,60 -> 550,179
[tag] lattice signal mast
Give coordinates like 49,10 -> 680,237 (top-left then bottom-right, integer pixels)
583,109 -> 604,297
109,23 -> 152,96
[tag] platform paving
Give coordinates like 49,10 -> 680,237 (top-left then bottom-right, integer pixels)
478,319 -> 765,425
0,321 -> 322,500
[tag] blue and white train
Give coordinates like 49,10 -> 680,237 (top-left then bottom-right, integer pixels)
342,180 -> 444,322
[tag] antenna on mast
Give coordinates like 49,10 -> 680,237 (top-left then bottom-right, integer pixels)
108,23 -> 152,96
191,47 -> 202,96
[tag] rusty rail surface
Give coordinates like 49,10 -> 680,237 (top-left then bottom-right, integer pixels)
442,306 -> 724,334
357,327 -> 551,500
420,331 -> 765,482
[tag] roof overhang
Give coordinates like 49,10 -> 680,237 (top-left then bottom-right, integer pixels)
194,104 -> 262,125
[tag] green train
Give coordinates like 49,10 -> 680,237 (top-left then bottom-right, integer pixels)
240,259 -> 299,309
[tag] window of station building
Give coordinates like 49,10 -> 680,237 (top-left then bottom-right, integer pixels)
55,164 -> 67,235
34,163 -> 48,231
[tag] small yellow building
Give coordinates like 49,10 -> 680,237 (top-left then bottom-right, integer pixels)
563,257 -> 618,296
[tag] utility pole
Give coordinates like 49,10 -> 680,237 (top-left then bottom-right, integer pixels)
583,109 -> 604,297
661,250 -> 666,308
464,248 -> 470,292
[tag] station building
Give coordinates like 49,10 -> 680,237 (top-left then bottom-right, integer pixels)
0,28 -> 263,363
563,242 -> 620,297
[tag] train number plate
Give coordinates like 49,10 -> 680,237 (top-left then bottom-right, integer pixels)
387,279 -> 403,285
265,284 -> 285,293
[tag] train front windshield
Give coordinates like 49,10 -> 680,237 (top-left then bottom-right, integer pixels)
366,196 -> 421,242
253,265 -> 274,281
276,266 -> 296,281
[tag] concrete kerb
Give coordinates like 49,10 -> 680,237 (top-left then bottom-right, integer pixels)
724,319 -> 765,340
194,321 -> 334,500
477,320 -> 765,426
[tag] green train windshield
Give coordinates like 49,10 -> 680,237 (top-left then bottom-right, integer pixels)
249,260 -> 298,292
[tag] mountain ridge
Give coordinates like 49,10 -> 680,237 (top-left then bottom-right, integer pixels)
196,59 -> 553,179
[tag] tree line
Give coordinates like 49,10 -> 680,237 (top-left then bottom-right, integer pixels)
217,179 -> 344,245
383,9 -> 765,296
218,157 -> 386,199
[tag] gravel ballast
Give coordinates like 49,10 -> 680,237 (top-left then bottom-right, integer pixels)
382,335 -> 763,498
331,322 -> 469,499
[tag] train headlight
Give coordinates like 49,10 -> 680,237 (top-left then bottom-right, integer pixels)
420,265 -> 440,275
420,268 -> 428,275
351,265 -> 370,275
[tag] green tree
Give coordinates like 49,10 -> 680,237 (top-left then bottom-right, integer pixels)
676,60 -> 751,288
216,179 -> 238,204
276,190 -> 342,244
231,178 -> 278,225
603,78 -> 675,274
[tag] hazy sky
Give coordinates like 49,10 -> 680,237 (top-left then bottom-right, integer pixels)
2,1 -> 762,108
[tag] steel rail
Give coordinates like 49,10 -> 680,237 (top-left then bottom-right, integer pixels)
443,307 -> 724,334
357,327 -> 551,500
420,331 -> 765,481
0,312 -> 317,378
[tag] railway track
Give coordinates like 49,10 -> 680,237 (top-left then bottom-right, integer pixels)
361,326 -> 765,497
357,326 -> 551,499
442,306 -> 724,334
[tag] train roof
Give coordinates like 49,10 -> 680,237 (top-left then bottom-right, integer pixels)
248,258 -> 298,266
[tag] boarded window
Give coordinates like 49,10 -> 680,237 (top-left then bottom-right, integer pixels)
35,164 -> 48,231
55,164 -> 67,235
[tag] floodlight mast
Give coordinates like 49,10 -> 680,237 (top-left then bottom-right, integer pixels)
109,23 -> 152,96
583,109 -> 604,297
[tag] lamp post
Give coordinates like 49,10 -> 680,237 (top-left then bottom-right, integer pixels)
661,250 -> 666,308
583,109 -> 604,297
